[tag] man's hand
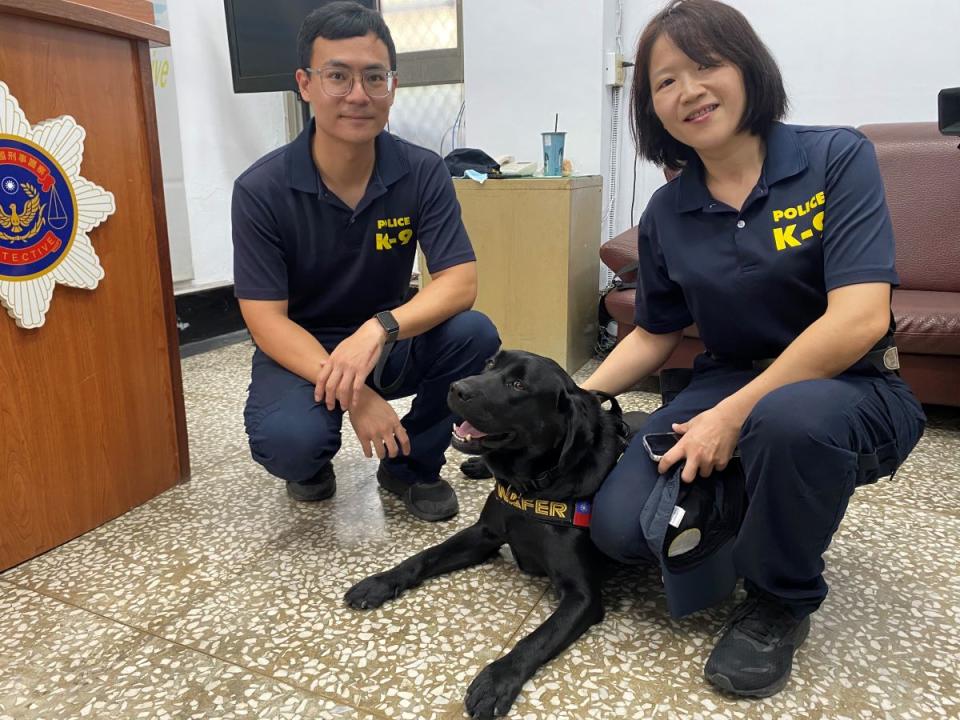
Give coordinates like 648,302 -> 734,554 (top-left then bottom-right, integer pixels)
657,405 -> 742,483
315,319 -> 387,411
348,388 -> 411,459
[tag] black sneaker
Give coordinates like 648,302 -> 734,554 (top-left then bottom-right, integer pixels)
376,463 -> 458,521
704,594 -> 811,698
286,464 -> 336,502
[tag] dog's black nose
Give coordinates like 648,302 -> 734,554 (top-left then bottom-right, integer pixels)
449,380 -> 473,402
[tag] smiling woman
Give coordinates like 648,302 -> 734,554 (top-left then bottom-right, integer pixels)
581,0 -> 926,703
629,0 -> 786,172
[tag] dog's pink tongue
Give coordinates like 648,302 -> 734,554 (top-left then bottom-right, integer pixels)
455,420 -> 488,438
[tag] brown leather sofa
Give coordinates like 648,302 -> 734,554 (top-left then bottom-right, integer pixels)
600,122 -> 960,407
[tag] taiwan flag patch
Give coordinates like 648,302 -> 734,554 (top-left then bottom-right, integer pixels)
572,500 -> 592,528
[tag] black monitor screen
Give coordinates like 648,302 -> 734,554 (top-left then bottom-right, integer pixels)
224,0 -> 379,93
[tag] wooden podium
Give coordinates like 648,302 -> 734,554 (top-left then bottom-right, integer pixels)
0,0 -> 188,571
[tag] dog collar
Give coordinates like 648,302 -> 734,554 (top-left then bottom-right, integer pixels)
492,481 -> 592,529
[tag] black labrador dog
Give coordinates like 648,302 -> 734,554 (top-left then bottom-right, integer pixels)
345,350 -> 628,719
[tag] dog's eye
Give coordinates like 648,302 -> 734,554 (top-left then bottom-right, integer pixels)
511,379 -> 525,391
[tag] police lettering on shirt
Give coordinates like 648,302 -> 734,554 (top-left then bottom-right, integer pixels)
375,215 -> 414,251
770,190 -> 825,251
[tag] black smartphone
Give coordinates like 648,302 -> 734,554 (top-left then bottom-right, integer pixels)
642,432 -> 682,462
642,431 -> 742,463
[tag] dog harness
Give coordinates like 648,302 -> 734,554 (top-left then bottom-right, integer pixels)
491,481 -> 593,529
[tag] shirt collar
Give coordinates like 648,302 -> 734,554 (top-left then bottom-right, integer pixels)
284,119 -> 409,195
674,122 -> 808,213
761,121 -> 808,186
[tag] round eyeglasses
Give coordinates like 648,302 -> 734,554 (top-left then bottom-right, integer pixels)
305,67 -> 397,98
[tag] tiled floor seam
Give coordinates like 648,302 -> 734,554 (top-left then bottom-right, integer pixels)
0,578 -> 394,720
493,585 -> 551,656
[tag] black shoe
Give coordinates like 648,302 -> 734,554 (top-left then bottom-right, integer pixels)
704,594 -> 811,698
376,463 -> 458,521
460,457 -> 493,479
286,464 -> 336,502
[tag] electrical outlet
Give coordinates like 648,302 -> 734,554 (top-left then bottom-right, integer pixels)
604,51 -> 624,87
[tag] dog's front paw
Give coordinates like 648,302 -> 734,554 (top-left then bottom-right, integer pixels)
464,659 -> 523,719
344,573 -> 403,610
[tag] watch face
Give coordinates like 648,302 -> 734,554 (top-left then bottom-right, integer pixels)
377,311 -> 399,336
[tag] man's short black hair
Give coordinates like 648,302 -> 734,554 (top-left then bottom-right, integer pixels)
630,0 -> 787,170
297,1 -> 397,71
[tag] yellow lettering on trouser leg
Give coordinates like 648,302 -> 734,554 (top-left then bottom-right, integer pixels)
773,224 -> 801,251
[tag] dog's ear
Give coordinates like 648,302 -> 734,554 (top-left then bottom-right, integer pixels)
556,390 -> 590,461
555,369 -> 582,413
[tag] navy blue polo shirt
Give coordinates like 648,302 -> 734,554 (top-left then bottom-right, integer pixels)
635,122 -> 898,360
232,120 -> 475,346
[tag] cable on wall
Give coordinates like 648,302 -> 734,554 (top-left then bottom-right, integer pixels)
439,100 -> 466,158
603,84 -> 622,288
601,0 -> 626,287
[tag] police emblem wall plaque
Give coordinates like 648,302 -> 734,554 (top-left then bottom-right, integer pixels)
0,81 -> 116,328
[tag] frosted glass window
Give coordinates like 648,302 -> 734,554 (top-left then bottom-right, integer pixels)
381,0 -> 458,52
389,83 -> 464,155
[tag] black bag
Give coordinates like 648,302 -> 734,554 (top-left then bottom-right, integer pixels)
596,260 -> 639,356
443,148 -> 501,177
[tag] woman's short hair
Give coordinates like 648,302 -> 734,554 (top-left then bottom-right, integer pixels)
630,0 -> 787,170
297,1 -> 397,71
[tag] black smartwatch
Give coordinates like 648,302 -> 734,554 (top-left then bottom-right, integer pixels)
374,310 -> 400,343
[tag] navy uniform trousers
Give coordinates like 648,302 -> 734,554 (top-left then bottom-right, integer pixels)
591,353 -> 926,618
243,310 -> 500,486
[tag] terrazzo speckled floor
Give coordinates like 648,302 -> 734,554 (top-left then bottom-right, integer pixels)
2,339 -> 959,720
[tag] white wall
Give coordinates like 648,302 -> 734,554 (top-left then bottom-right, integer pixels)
462,0 -> 609,176
150,0 -> 193,283
166,0 -> 287,289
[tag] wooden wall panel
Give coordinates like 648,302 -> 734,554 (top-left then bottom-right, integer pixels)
0,0 -> 167,43
0,12 -> 186,570
75,0 -> 154,24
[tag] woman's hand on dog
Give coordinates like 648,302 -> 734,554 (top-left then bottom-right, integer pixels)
658,405 -> 741,482
348,388 -> 411,459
